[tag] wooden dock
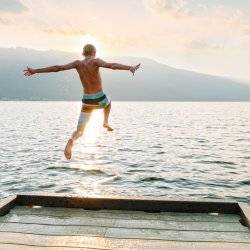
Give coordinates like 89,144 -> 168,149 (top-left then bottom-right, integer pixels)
0,192 -> 249,249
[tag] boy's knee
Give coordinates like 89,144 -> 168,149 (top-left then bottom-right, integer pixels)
105,102 -> 111,110
76,127 -> 84,136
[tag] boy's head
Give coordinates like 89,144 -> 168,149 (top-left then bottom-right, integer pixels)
83,44 -> 96,57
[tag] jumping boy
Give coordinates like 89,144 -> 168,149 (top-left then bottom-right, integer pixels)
23,44 -> 141,160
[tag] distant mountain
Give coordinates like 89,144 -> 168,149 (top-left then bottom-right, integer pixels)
0,47 -> 250,101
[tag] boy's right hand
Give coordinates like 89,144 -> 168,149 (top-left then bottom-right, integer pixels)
23,67 -> 35,76
130,63 -> 141,75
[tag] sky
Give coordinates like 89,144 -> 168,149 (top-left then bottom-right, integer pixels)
0,0 -> 250,80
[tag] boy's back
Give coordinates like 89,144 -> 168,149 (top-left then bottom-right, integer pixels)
76,58 -> 103,94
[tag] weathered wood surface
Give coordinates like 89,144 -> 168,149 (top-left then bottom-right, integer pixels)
10,206 -> 242,222
0,206 -> 249,246
0,233 -> 249,250
239,203 -> 250,228
0,195 -> 17,216
16,192 -> 240,214
12,192 -> 250,229
0,222 -> 249,242
0,192 -> 249,249
1,208 -> 247,232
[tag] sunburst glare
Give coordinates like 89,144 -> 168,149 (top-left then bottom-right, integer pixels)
81,109 -> 103,145
74,34 -> 107,56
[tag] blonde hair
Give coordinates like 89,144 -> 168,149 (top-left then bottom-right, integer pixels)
83,44 -> 96,56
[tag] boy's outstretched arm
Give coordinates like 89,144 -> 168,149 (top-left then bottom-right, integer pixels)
95,59 -> 141,75
23,60 -> 80,76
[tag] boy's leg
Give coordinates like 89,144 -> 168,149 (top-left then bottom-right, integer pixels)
64,107 -> 92,160
64,127 -> 84,160
103,102 -> 113,131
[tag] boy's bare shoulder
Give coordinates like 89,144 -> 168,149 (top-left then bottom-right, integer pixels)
93,58 -> 106,66
70,60 -> 82,68
74,59 -> 82,65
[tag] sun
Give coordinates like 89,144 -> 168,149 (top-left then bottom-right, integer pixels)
73,34 -> 107,56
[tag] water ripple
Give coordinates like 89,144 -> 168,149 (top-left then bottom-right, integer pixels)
0,102 -> 249,203
197,160 -> 236,165
139,176 -> 166,182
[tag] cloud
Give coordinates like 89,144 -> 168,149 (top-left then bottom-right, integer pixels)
185,40 -> 222,50
143,0 -> 190,16
143,1 -> 250,45
245,29 -> 250,35
0,17 -> 11,25
42,28 -> 86,37
0,0 -> 28,14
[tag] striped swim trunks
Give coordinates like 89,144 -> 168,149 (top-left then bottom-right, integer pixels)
77,91 -> 111,128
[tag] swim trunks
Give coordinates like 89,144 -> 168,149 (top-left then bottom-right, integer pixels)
77,91 -> 111,128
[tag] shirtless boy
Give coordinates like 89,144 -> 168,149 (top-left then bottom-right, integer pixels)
23,44 -> 141,160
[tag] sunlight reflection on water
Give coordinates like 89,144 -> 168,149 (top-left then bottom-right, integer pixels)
68,110 -> 106,195
81,109 -> 103,144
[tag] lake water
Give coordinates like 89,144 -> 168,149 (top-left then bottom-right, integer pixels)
0,102 -> 249,203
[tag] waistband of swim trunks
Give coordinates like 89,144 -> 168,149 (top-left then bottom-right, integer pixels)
83,91 -> 105,99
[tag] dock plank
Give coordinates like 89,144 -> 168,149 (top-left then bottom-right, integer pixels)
10,206 -> 241,223
239,203 -> 250,227
0,232 -> 249,250
112,217 -> 247,232
0,232 -> 110,249
0,244 -> 103,250
0,213 -> 247,232
0,214 -> 116,228
105,227 -> 250,242
16,192 -> 239,213
0,221 -> 249,242
0,195 -> 17,216
0,222 -> 107,236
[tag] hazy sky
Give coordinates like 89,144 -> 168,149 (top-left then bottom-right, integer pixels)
1,0 -> 250,80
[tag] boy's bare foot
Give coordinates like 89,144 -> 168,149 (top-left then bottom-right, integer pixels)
103,123 -> 114,131
64,139 -> 73,160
